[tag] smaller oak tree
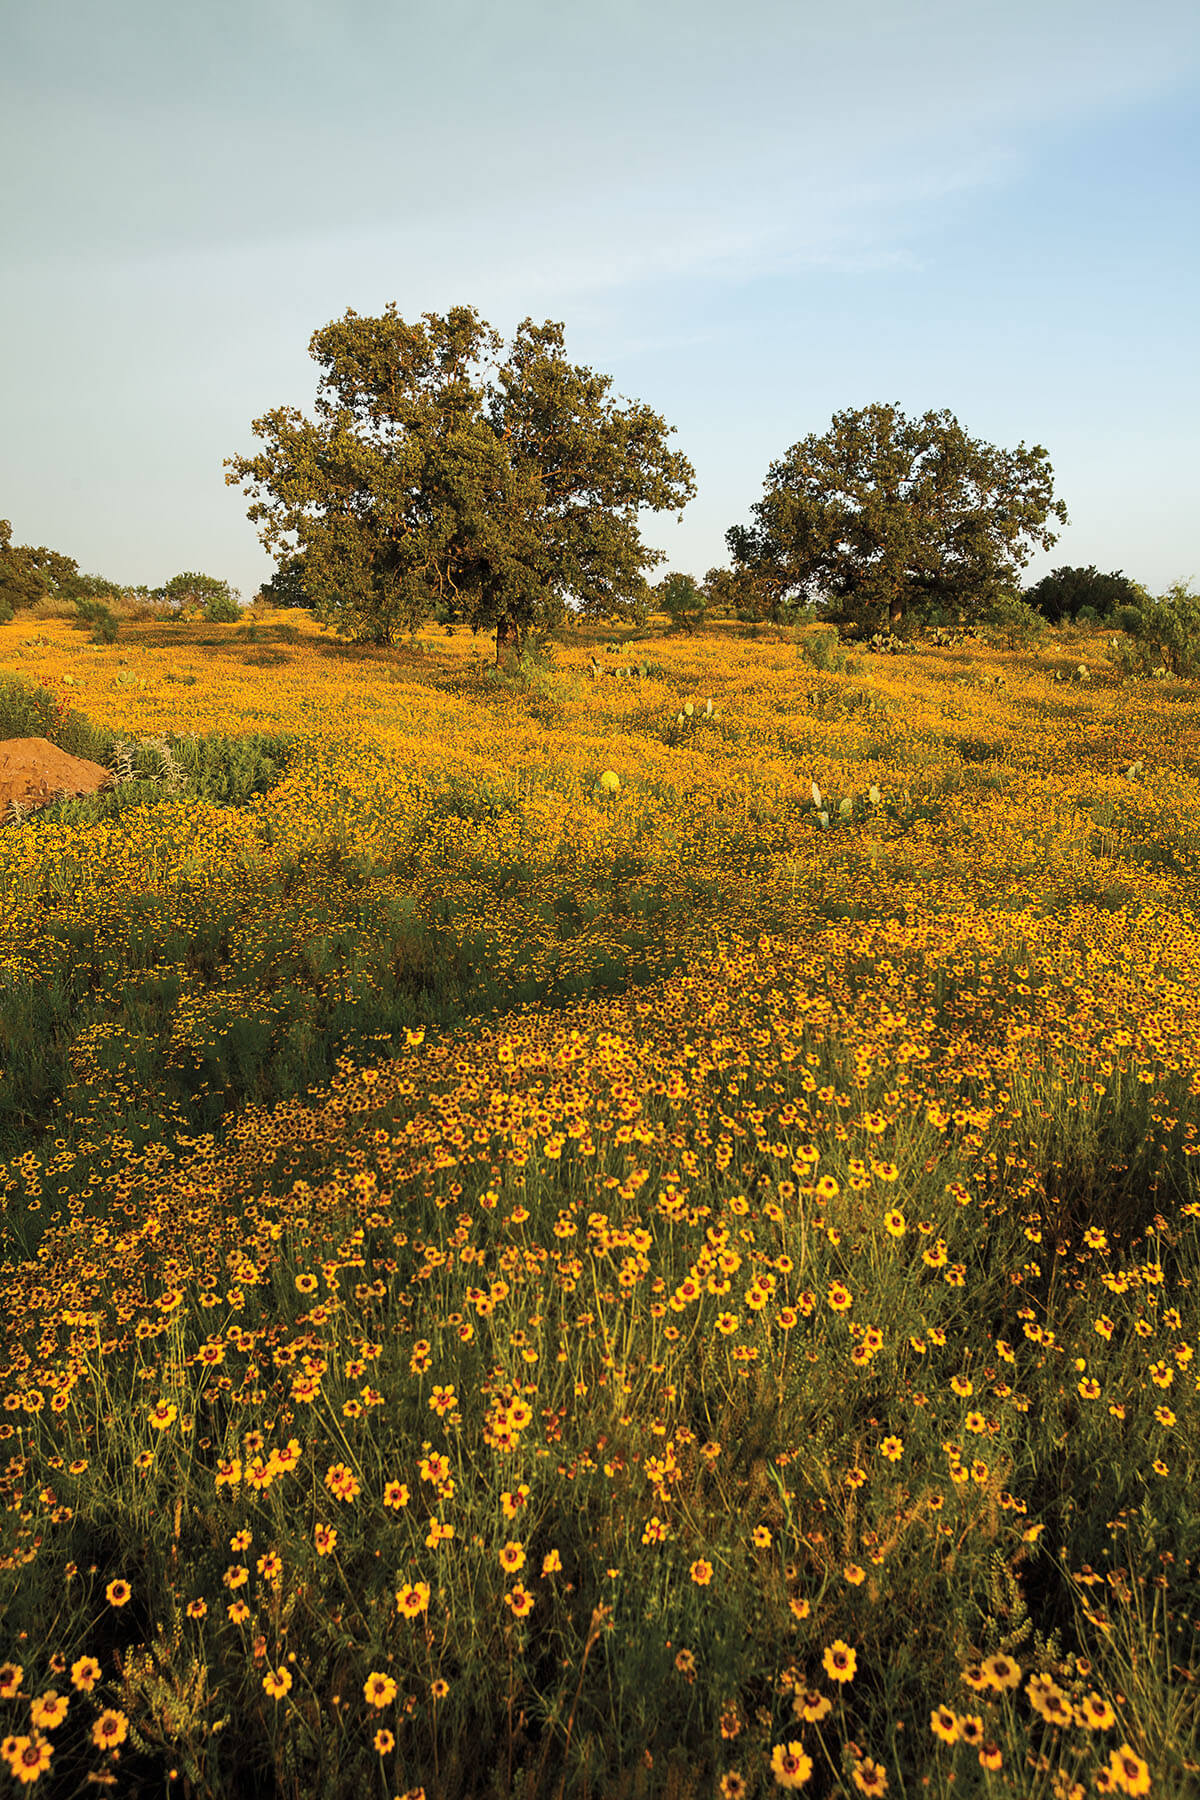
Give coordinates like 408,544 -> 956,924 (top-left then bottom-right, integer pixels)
1022,565 -> 1147,626
655,571 -> 708,633
724,404 -> 1068,633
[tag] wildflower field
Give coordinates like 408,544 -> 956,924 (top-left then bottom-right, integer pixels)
0,607 -> 1197,1799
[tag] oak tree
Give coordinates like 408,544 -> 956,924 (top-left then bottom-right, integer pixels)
1023,564 -> 1146,626
725,404 -> 1068,632
0,518 -> 83,619
225,305 -> 695,658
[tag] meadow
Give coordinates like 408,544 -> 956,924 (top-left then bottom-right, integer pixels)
0,604 -> 1197,1799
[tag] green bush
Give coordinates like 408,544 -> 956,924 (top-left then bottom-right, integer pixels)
203,588 -> 241,623
171,730 -> 298,803
0,674 -> 117,763
980,592 -> 1047,650
655,572 -> 708,633
0,674 -> 60,740
72,596 -> 120,643
1110,581 -> 1200,679
795,625 -> 851,673
155,571 -> 241,622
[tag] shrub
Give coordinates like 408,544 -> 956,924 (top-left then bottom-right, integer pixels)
0,674 -> 117,763
155,572 -> 241,622
72,596 -> 120,643
795,625 -> 851,673
655,572 -> 708,634
1110,581 -> 1200,679
0,674 -> 60,741
203,588 -> 241,623
168,731 -> 298,804
980,592 -> 1047,651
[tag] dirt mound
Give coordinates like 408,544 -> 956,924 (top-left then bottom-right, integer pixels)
1,737 -> 114,824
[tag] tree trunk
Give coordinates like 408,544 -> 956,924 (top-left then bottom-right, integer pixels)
495,615 -> 520,666
889,594 -> 904,628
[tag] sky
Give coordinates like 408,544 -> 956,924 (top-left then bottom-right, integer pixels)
3,0 -> 1198,604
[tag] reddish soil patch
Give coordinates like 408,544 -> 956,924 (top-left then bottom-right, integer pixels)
1,737 -> 114,824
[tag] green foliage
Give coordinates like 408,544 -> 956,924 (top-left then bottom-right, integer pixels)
0,672 -> 62,740
0,672 -> 115,763
703,561 -> 790,624
1110,581 -> 1200,679
655,571 -> 708,633
203,588 -> 241,623
1023,564 -> 1147,625
224,304 -> 696,656
794,624 -> 852,673
156,571 -> 241,621
0,674 -> 295,815
980,591 -> 1047,651
0,515 -> 84,614
73,571 -> 154,604
257,552 -> 312,609
72,595 -> 120,643
724,403 -> 1068,633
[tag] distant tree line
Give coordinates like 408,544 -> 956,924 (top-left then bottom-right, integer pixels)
0,520 -> 241,636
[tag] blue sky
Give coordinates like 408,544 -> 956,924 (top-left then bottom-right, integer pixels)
3,0 -> 1197,604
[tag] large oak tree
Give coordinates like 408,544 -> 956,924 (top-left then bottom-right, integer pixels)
225,305 -> 696,658
724,403 -> 1068,631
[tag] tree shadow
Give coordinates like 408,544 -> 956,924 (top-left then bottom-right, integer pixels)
237,647 -> 291,667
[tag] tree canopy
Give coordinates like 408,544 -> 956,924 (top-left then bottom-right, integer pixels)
225,304 -> 696,656
723,404 -> 1068,631
0,518 -> 84,619
0,519 -> 157,621
155,572 -> 241,621
655,571 -> 709,633
1022,564 -> 1146,626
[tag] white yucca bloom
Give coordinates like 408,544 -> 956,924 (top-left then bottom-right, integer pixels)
838,796 -> 853,818
811,781 -> 822,809
704,698 -> 713,715
684,701 -> 694,716
868,784 -> 881,805
818,810 -> 829,828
